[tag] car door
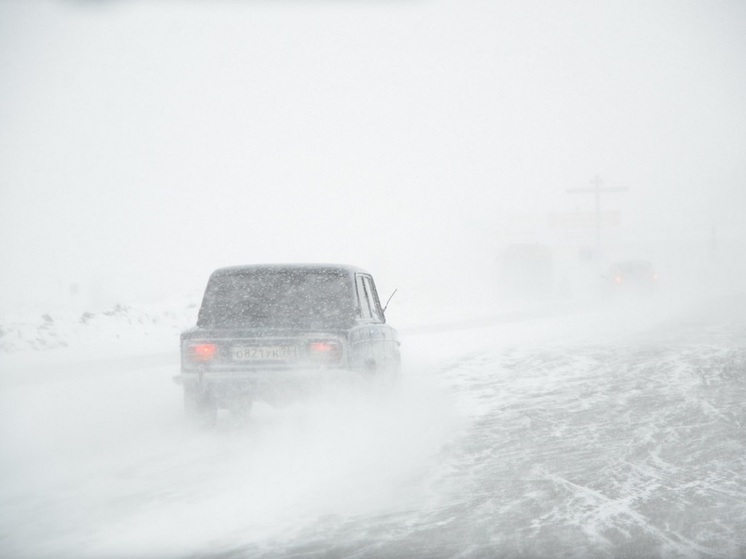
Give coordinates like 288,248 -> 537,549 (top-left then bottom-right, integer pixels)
352,273 -> 399,373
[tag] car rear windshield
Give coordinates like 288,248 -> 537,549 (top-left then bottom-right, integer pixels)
197,269 -> 356,329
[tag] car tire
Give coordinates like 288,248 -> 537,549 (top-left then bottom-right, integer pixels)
184,387 -> 217,428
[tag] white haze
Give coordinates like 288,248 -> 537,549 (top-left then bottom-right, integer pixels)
1,3 -> 746,557
1,0 -> 745,314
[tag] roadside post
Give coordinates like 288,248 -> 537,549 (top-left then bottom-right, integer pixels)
566,175 -> 629,259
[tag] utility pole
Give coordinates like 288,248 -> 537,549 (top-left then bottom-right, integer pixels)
566,175 -> 628,258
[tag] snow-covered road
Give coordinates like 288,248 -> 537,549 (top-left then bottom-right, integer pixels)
1,296 -> 745,558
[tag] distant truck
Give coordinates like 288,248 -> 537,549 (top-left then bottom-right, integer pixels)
174,264 -> 401,426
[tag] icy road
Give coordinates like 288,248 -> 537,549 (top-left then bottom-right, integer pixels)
1,296 -> 745,558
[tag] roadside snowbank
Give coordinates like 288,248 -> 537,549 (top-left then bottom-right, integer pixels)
0,299 -> 199,356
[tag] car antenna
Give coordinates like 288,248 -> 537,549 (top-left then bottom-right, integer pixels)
383,288 -> 398,313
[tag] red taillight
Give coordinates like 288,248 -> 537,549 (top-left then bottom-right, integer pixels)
309,342 -> 336,353
308,341 -> 342,362
188,343 -> 217,362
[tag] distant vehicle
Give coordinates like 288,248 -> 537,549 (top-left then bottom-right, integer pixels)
175,264 -> 400,426
604,260 -> 659,296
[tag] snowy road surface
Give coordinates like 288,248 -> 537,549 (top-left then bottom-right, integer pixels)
1,296 -> 745,558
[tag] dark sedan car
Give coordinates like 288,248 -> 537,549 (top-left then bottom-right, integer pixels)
175,264 -> 400,425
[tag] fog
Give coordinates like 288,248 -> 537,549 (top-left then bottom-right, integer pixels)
1,0 -> 745,314
2,4 -> 746,556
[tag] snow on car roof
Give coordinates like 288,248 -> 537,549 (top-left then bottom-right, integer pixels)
210,264 -> 370,277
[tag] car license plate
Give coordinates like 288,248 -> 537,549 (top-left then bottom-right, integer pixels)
231,345 -> 297,361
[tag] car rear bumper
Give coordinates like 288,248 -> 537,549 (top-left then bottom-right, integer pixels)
174,367 -> 365,402
174,367 -> 356,383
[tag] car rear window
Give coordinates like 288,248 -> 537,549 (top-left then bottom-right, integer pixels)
197,269 -> 355,329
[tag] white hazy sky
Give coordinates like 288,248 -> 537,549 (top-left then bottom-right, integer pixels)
1,0 -> 745,312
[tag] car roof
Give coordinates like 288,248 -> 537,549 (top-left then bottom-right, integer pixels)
209,264 -> 370,278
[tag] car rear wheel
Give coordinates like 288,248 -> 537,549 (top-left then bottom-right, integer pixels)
184,387 -> 217,428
